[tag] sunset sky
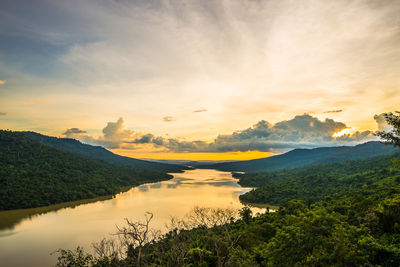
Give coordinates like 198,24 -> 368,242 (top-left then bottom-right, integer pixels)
1,0 -> 399,160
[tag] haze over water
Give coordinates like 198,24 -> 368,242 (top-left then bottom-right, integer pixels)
0,169 -> 263,267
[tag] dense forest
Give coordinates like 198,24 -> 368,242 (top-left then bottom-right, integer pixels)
237,153 -> 400,205
54,112 -> 400,266
55,114 -> 400,266
0,130 -> 173,210
204,141 -> 397,173
12,112 -> 400,265
55,157 -> 400,266
24,131 -> 185,173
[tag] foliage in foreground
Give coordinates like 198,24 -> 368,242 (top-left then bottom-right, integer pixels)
54,112 -> 400,266
55,171 -> 400,266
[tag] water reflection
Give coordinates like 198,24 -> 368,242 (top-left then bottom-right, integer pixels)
0,195 -> 113,231
0,169 -> 263,267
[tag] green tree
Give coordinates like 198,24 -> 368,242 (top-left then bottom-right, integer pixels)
376,111 -> 400,149
54,247 -> 94,267
376,111 -> 400,169
239,207 -> 252,224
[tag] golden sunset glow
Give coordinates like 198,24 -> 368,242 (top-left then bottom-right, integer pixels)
110,149 -> 272,161
1,0 -> 399,160
2,2 -> 400,267
333,128 -> 353,138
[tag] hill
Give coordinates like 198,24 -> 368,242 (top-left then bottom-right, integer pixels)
203,141 -> 398,173
145,159 -> 238,168
237,153 -> 400,205
56,151 -> 400,266
0,130 -> 173,210
24,131 -> 185,173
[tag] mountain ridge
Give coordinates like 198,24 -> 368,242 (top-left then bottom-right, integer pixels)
23,131 -> 186,173
201,141 -> 398,173
0,130 -> 174,210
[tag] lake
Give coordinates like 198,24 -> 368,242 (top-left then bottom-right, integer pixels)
0,169 -> 265,267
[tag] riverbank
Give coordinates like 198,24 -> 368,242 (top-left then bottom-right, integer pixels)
0,195 -> 115,231
0,169 -> 263,267
239,200 -> 278,212
0,177 -> 173,231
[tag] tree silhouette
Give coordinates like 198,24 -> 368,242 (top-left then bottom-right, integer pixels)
376,111 -> 400,149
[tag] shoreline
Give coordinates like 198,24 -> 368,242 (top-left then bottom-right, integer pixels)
240,200 -> 279,212
0,177 -> 173,231
0,169 -> 254,231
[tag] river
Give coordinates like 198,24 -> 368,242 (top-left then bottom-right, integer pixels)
0,169 -> 265,267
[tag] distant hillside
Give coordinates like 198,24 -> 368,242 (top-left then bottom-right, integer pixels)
24,131 -> 185,173
0,130 -> 173,210
203,141 -> 398,173
145,159 -> 239,168
238,153 -> 400,205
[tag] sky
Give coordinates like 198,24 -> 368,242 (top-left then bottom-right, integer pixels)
0,0 -> 399,160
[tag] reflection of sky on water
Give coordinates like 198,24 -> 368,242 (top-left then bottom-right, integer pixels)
0,230 -> 17,238
149,183 -> 162,189
0,169 -> 262,267
166,183 -> 179,189
164,171 -> 242,188
138,184 -> 149,191
171,177 -> 193,182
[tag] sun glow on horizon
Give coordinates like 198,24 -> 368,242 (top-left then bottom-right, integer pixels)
110,149 -> 273,161
1,0 -> 399,159
333,128 -> 353,138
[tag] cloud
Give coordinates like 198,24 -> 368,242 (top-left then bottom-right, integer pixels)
374,113 -> 392,132
203,115 -> 364,152
324,110 -> 343,114
62,114 -> 377,153
0,80 -> 6,85
163,116 -> 175,122
374,111 -> 399,133
127,114 -> 375,153
0,112 -> 6,116
63,128 -> 87,136
62,117 -> 137,149
335,130 -> 373,142
130,135 -> 209,152
2,0 -> 400,138
132,133 -> 155,144
194,108 -> 207,113
102,117 -> 134,141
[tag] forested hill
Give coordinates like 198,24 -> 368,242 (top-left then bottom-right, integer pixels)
56,152 -> 400,266
238,152 -> 400,205
24,131 -> 185,173
0,130 -> 173,210
203,141 -> 397,173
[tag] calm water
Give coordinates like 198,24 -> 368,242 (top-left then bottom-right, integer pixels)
0,169 -> 264,267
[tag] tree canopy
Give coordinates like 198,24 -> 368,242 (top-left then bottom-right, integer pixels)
55,151 -> 400,266
0,130 -> 172,210
376,111 -> 400,149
